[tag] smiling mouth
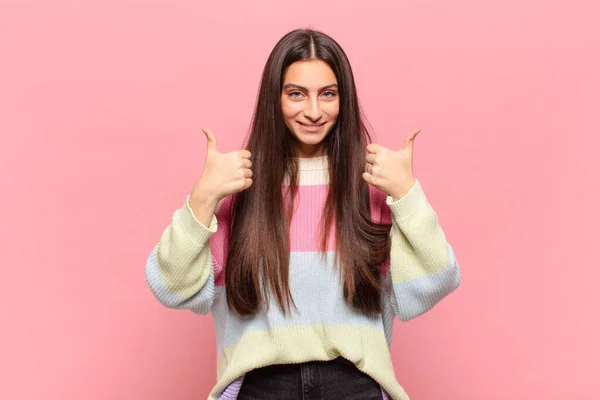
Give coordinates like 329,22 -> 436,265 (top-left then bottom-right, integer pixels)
297,121 -> 326,133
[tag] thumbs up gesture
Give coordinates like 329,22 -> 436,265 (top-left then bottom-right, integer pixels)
189,128 -> 253,216
362,128 -> 421,201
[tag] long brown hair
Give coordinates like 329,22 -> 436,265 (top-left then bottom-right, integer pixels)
225,28 -> 392,316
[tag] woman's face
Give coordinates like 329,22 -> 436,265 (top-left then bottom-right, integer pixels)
281,59 -> 340,158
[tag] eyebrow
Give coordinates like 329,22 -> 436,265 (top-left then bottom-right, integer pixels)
282,83 -> 338,91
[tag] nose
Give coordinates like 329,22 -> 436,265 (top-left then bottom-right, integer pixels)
303,98 -> 323,122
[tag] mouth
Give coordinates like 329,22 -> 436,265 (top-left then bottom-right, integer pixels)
297,121 -> 326,133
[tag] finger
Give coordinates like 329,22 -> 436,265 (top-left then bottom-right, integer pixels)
362,172 -> 373,185
245,168 -> 253,178
366,143 -> 386,154
202,128 -> 218,151
239,150 -> 252,159
365,153 -> 377,164
403,128 -> 421,148
242,159 -> 252,169
244,178 -> 253,190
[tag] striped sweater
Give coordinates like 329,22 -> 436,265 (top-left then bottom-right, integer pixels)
145,155 -> 461,399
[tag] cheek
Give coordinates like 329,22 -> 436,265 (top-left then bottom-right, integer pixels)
281,100 -> 301,120
326,101 -> 340,121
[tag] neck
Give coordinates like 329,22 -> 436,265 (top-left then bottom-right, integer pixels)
294,142 -> 326,158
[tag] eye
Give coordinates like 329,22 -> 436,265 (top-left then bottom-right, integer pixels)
289,91 -> 303,99
322,91 -> 337,99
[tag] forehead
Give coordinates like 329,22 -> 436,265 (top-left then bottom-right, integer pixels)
282,59 -> 337,87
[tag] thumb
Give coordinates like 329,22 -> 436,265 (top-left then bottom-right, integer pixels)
402,128 -> 421,150
202,128 -> 219,153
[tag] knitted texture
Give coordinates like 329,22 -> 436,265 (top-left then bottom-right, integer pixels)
145,155 -> 460,399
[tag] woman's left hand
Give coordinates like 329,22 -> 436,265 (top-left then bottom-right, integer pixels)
362,128 -> 421,201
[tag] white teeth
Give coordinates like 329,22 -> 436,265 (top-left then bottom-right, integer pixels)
298,122 -> 323,132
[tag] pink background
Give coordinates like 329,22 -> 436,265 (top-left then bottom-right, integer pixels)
1,0 -> 598,399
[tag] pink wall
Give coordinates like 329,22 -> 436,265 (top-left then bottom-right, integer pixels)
1,0 -> 598,398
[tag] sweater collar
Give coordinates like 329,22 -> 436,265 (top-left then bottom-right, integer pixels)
295,155 -> 329,171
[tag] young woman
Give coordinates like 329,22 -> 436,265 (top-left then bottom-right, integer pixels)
145,28 -> 460,400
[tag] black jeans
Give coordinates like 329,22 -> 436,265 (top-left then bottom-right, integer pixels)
237,357 -> 383,400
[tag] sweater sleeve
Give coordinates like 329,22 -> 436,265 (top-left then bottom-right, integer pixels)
382,180 -> 461,322
144,195 -> 223,315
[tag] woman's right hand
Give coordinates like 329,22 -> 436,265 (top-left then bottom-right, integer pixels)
188,128 -> 253,225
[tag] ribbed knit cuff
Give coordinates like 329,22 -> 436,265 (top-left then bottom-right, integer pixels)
386,179 -> 427,221
175,194 -> 218,243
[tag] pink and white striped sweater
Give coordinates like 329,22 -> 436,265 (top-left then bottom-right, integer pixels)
145,155 -> 460,399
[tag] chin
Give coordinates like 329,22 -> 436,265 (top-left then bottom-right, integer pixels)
294,132 -> 328,146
